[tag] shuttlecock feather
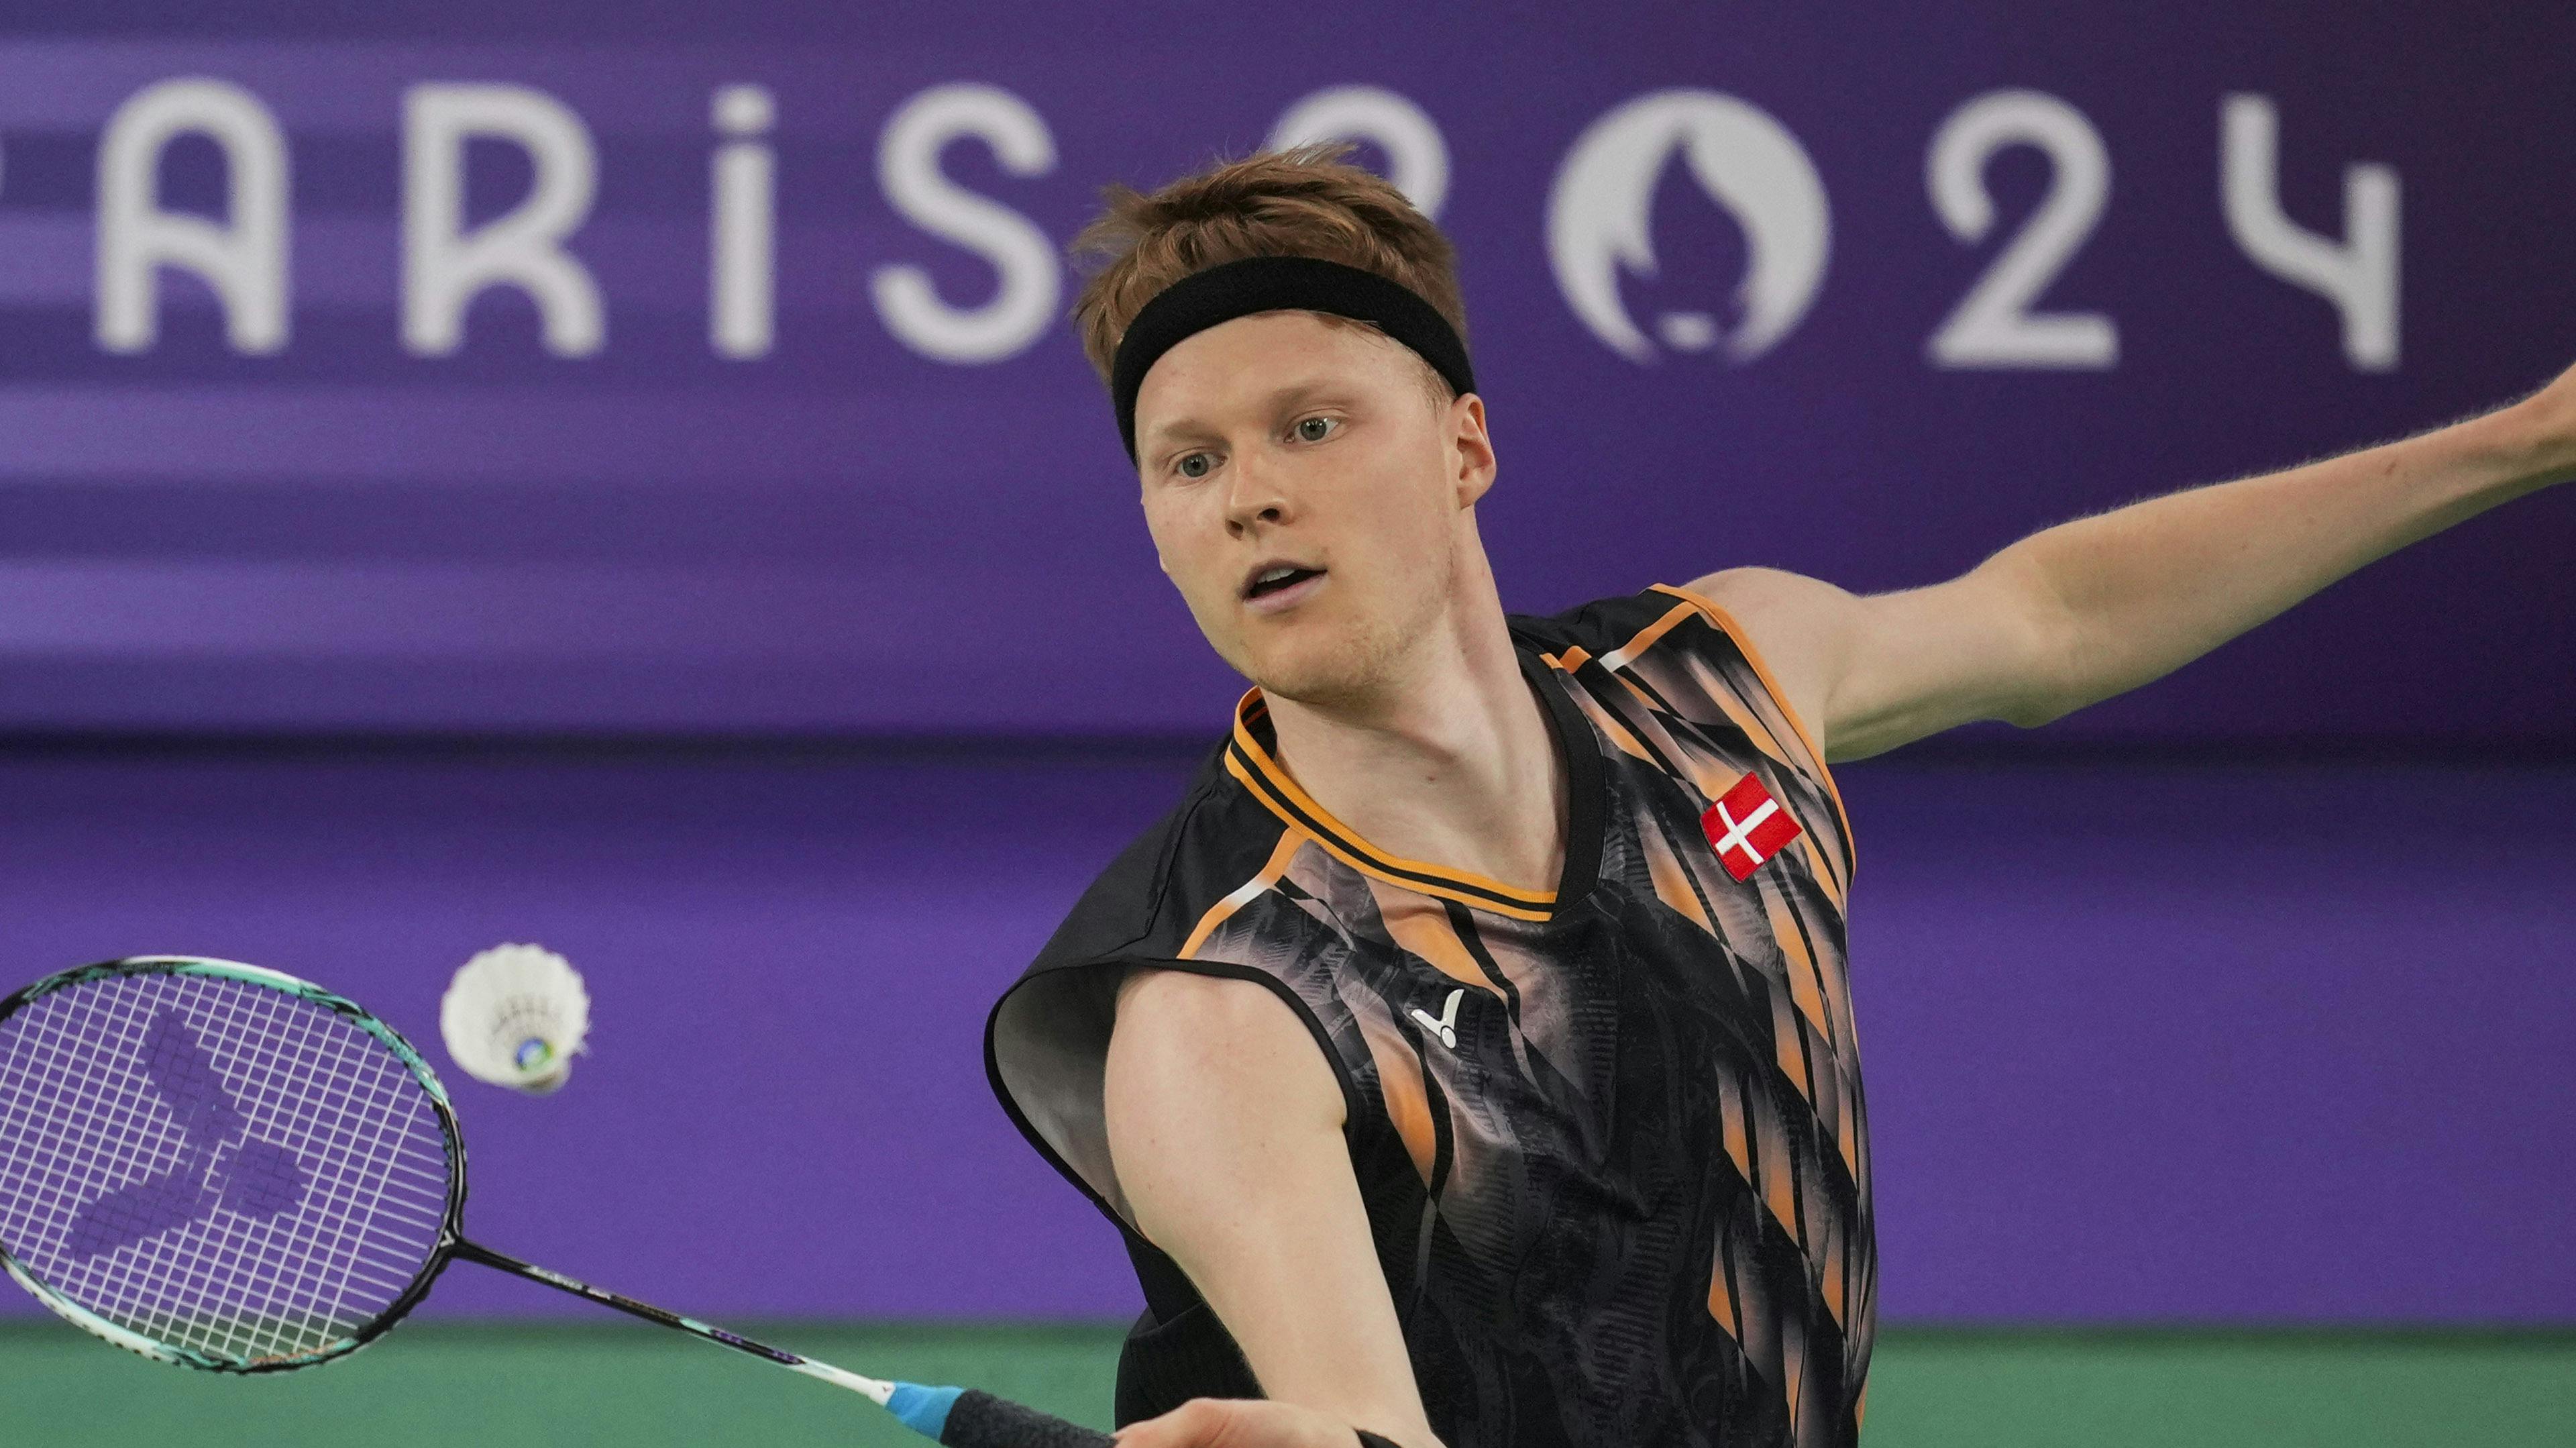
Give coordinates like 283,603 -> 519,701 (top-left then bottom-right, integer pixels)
440,944 -> 590,1094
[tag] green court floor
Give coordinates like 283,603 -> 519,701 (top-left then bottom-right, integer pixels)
6,1321 -> 2571,1447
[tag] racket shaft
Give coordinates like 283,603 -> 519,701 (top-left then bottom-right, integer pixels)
449,1239 -> 894,1402
448,1239 -> 1116,1445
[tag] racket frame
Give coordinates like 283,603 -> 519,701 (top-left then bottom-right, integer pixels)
0,955 -> 472,1374
0,955 -> 1018,1438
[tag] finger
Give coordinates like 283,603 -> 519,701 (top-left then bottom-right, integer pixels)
1114,1396 -> 1232,1448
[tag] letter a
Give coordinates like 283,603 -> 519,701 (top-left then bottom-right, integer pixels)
96,78 -> 290,354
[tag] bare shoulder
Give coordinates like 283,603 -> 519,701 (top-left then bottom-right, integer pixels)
1682,565 -> 1862,632
1104,968 -> 1357,1308
1679,566 -> 1867,748
1109,967 -> 1344,1130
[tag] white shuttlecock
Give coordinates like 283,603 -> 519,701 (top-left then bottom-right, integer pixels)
440,944 -> 590,1095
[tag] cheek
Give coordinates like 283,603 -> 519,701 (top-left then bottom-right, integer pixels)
1354,458 -> 1456,560
1142,515 -> 1175,576
1142,499 -> 1224,599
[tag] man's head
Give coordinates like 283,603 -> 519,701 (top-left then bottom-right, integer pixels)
1071,148 -> 1500,710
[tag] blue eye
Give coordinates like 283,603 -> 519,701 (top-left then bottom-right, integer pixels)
1177,453 -> 1213,479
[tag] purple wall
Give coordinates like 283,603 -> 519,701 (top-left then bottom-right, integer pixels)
0,2 -> 2571,740
0,745 -> 2567,1323
2,1 -> 2571,1331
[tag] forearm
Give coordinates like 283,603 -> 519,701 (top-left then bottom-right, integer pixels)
2004,393 -> 2576,720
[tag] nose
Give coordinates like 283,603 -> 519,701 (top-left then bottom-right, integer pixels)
1222,452 -> 1291,537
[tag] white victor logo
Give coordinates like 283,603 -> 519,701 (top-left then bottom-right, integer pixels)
1546,88 -> 1831,365
1409,987 -> 1464,1050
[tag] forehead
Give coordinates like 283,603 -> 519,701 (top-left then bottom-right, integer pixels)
1132,311 -> 1415,433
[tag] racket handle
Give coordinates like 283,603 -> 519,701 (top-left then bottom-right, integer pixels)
939,1388 -> 1116,1448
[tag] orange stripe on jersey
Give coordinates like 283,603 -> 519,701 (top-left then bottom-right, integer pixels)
1836,1079 -> 1860,1198
1224,748 -> 1556,921
1362,1017 -> 1438,1184
1558,679 -> 1658,764
1597,597 -> 1801,777
1771,989 -> 1813,1105
1612,673 -> 1742,801
1642,821 -> 1715,935
1796,831 -> 1848,915
1371,881 -> 1495,991
1650,582 -> 1856,867
1595,598 -> 1696,672
1821,1213 -> 1847,1328
1227,691 -> 1558,921
1707,1248 -> 1741,1341
1179,829 -> 1307,959
1672,642 -> 1852,902
1759,1094 -> 1803,1248
1678,652 -> 1801,773
1718,1072 -> 1752,1180
1758,872 -> 1836,1049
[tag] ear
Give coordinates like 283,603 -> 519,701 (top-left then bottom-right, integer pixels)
1449,393 -> 1497,507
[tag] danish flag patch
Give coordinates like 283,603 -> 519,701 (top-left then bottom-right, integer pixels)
1701,772 -> 1802,882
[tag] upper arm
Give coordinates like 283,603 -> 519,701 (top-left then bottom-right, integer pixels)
1686,557 -> 2073,762
1104,967 -> 1438,1447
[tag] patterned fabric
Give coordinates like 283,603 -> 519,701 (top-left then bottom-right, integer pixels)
987,586 -> 1871,1448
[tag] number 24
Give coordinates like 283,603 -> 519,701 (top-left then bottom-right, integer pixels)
1925,89 -> 2398,372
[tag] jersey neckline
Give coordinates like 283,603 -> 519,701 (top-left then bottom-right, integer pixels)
1222,648 -> 1607,923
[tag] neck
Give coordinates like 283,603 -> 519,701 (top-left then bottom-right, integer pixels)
1262,564 -> 1568,897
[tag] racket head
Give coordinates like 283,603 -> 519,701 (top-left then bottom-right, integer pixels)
0,956 -> 468,1372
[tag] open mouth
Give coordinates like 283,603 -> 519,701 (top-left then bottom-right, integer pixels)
1244,565 -> 1324,601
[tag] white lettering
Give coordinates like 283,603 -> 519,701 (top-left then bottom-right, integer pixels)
96,79 -> 290,355
402,83 -> 604,357
1925,90 -> 2117,370
710,84 -> 776,359
1267,85 -> 1451,219
2221,94 -> 2398,371
871,83 -> 1059,365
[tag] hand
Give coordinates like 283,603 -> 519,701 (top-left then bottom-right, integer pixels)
1113,1398 -> 1373,1448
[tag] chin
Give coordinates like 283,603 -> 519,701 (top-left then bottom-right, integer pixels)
1241,622 -> 1403,709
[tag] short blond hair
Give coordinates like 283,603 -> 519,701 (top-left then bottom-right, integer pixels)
1069,144 -> 1469,384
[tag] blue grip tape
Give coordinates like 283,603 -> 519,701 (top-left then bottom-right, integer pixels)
886,1382 -> 965,1441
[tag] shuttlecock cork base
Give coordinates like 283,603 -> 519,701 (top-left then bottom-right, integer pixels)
441,945 -> 591,1094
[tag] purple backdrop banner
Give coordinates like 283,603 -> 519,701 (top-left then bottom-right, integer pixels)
1,2 -> 2571,741
0,746 -> 2567,1324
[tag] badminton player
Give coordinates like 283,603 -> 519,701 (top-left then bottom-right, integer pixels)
983,148 -> 2575,1448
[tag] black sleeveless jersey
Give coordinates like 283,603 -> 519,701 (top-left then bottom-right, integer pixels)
985,586 -> 1872,1448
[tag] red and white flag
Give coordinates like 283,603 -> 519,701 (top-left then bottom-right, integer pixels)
1701,772 -> 1802,882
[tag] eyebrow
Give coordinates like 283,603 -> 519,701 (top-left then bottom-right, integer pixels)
1140,378 -> 1354,454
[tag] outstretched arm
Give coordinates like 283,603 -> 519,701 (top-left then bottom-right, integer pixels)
1698,368 -> 2576,761
1103,968 -> 1442,1448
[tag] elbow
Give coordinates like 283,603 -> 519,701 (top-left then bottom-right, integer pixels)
1998,649 -> 2104,731
1999,694 -> 2072,731
1988,548 -> 2096,731
2000,653 -> 2128,730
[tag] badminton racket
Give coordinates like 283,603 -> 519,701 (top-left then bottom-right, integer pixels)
0,955 -> 1110,1448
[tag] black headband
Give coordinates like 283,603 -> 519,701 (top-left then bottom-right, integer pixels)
1110,256 -> 1475,461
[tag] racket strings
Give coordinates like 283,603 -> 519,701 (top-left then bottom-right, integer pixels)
0,971 -> 454,1366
